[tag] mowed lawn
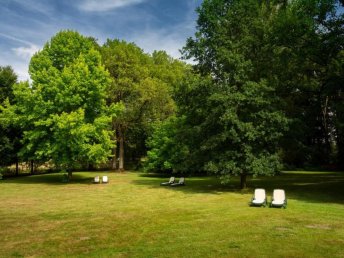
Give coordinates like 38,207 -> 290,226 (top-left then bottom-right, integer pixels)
1,171 -> 344,258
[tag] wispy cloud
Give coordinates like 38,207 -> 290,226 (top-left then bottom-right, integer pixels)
0,32 -> 40,59
12,45 -> 40,59
10,0 -> 54,16
0,32 -> 34,46
77,0 -> 145,12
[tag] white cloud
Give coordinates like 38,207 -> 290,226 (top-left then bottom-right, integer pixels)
77,0 -> 145,12
128,9 -> 198,61
12,44 -> 40,59
0,33 -> 41,81
14,62 -> 31,82
131,30 -> 183,59
0,51 -> 31,82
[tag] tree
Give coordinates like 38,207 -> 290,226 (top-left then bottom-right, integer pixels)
2,31 -> 118,179
265,0 -> 344,168
0,66 -> 21,174
144,116 -> 191,174
0,66 -> 17,104
101,40 -> 186,171
181,0 -> 289,188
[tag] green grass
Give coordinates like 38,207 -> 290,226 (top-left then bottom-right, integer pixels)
1,171 -> 344,257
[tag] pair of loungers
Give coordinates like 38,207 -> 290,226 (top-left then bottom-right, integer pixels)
251,188 -> 287,208
160,177 -> 185,187
94,175 -> 108,184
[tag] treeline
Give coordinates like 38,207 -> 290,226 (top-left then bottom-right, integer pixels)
0,32 -> 189,178
0,0 -> 343,187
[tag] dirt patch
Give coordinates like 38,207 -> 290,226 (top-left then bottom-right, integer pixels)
275,227 -> 293,231
305,224 -> 331,230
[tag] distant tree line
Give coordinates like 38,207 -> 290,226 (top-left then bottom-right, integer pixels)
0,0 -> 343,187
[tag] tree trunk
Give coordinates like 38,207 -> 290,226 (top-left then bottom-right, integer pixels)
30,161 -> 34,175
68,169 -> 73,180
118,128 -> 125,172
240,173 -> 247,189
110,119 -> 117,170
111,146 -> 117,170
15,160 -> 19,176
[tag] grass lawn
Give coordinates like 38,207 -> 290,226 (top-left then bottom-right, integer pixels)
1,171 -> 344,258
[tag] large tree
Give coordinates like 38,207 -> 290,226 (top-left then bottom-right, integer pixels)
2,31 -> 117,178
0,66 -> 21,173
101,40 -> 186,171
180,0 -> 289,188
267,0 -> 344,168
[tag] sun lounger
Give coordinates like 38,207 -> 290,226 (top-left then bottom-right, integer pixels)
250,188 -> 267,207
160,177 -> 175,186
270,189 -> 287,208
170,177 -> 185,187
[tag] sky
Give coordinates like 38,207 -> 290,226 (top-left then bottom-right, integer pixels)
0,0 -> 203,81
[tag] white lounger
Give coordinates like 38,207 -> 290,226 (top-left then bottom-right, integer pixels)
270,189 -> 287,208
160,177 -> 175,186
102,175 -> 108,184
94,176 -> 100,184
250,188 -> 267,207
170,177 -> 185,187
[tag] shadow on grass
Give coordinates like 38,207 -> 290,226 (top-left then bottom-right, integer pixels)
0,172 -> 95,185
133,171 -> 344,205
133,174 -> 250,194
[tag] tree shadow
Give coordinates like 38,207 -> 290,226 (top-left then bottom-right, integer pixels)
0,172 -> 96,185
132,174 -> 248,194
132,171 -> 344,204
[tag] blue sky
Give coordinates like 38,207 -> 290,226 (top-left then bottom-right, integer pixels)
0,0 -> 203,81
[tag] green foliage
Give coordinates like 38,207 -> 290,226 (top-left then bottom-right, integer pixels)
0,66 -> 17,104
266,0 -> 344,167
144,116 -> 189,173
0,66 -> 20,167
102,40 -> 184,124
179,0 -> 290,187
101,40 -> 189,169
2,30 -> 117,171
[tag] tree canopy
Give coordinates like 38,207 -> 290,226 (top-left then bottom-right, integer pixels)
1,31 -> 119,177
145,0 -> 344,188
1,1 -> 343,187
101,39 -> 188,171
0,66 -> 20,170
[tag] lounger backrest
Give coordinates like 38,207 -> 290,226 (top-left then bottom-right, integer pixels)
169,177 -> 175,183
254,188 -> 266,201
273,189 -> 285,201
179,177 -> 185,184
94,176 -> 100,182
102,176 -> 108,183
